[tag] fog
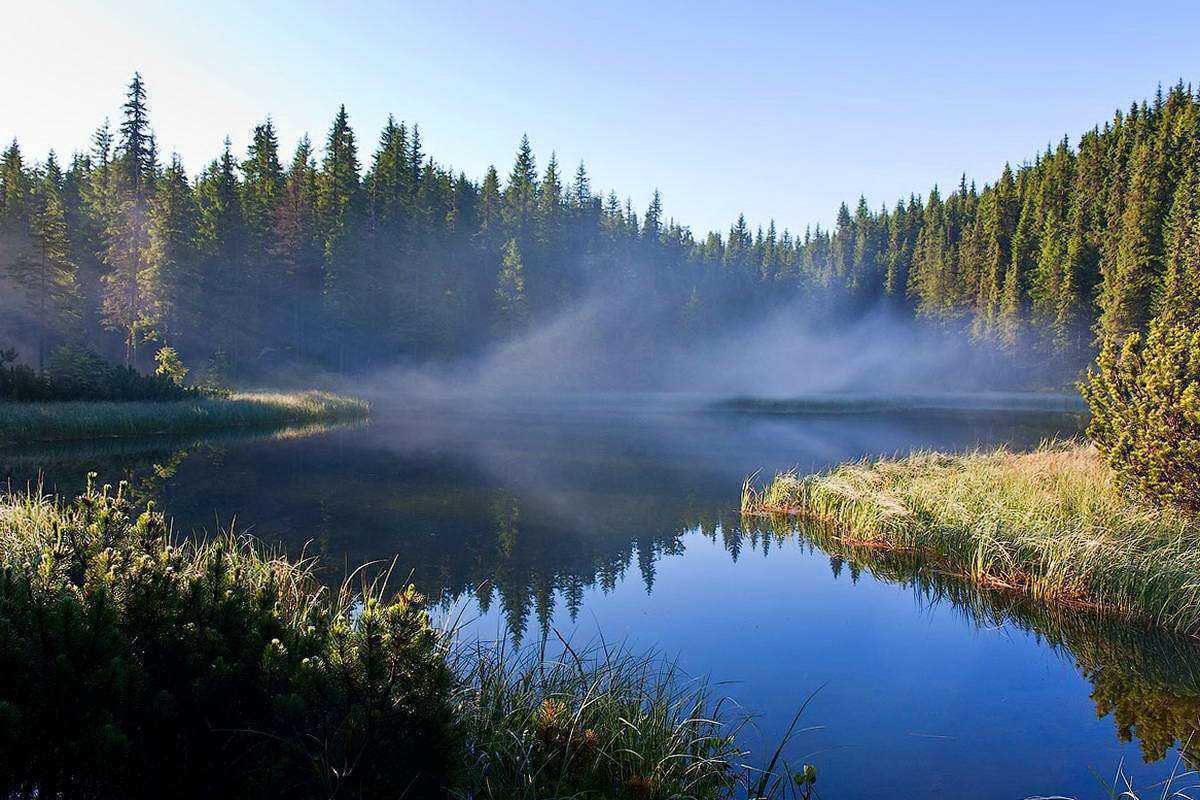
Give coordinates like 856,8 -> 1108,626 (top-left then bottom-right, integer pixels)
365,275 -> 1047,407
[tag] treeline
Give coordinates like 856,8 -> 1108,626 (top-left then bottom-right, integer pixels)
1,75 -> 1197,382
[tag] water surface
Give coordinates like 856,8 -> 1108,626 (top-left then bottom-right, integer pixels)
5,394 -> 1197,799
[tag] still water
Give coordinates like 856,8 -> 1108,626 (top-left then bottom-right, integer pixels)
5,394 -> 1198,799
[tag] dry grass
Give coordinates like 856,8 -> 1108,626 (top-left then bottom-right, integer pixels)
743,442 -> 1200,636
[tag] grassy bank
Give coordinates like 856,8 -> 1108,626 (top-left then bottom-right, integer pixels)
0,483 -> 801,799
742,442 -> 1200,636
0,390 -> 369,443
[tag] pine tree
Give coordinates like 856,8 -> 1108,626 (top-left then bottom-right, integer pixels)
273,136 -> 323,360
1097,138 -> 1165,344
830,202 -> 854,286
100,77 -> 159,364
1155,136 -> 1200,325
116,73 -> 156,198
366,115 -> 409,228
195,138 -> 247,364
0,141 -> 34,317
571,161 -> 591,210
316,106 -> 364,367
144,155 -> 197,348
642,189 -> 663,243
15,154 -> 79,369
242,120 -> 283,253
1031,137 -> 1075,349
998,181 -> 1039,350
537,152 -> 564,249
494,238 -> 528,338
478,165 -> 502,239
503,135 -> 538,243
910,186 -> 949,317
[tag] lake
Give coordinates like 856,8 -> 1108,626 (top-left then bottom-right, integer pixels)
5,393 -> 1197,799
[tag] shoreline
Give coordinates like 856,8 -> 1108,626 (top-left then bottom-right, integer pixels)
741,442 -> 1200,637
0,391 -> 370,444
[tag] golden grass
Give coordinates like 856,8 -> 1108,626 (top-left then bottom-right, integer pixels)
742,442 -> 1200,636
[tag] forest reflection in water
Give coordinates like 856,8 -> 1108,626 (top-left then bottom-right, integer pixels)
2,400 -> 1195,789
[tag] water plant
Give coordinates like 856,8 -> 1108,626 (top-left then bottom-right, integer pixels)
449,634 -> 813,799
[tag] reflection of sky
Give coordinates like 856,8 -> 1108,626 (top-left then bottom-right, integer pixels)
455,527 -> 1188,799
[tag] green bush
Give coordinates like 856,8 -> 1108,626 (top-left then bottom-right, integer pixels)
1080,318 -> 1200,512
0,345 -> 207,402
0,482 -> 458,799
0,349 -> 45,401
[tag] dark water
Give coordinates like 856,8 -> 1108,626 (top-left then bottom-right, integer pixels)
5,394 -> 1198,799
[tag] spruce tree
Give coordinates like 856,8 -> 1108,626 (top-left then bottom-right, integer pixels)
316,106 -> 364,367
503,135 -> 538,246
15,154 -> 79,369
144,155 -> 198,348
494,238 -> 528,338
272,137 -> 323,360
194,138 -> 247,365
1097,138 -> 1164,344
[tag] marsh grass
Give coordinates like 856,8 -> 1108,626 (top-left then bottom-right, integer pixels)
742,442 -> 1200,636
0,482 -> 809,799
0,390 -> 369,443
448,633 -> 816,800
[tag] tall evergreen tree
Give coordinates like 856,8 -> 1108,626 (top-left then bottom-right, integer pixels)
494,238 -> 528,338
144,155 -> 198,348
273,136 -> 323,360
17,154 -> 79,369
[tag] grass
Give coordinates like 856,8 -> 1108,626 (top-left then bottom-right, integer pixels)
742,441 -> 1200,637
449,636 -> 815,800
0,481 -> 809,799
0,390 -> 369,443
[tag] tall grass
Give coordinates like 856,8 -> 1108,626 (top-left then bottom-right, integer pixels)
0,481 -> 809,799
449,634 -> 814,800
0,390 -> 369,443
742,442 -> 1200,637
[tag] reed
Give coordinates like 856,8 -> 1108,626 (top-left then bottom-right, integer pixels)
742,442 -> 1200,637
449,633 -> 814,800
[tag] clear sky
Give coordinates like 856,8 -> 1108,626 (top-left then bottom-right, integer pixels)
3,0 -> 1198,235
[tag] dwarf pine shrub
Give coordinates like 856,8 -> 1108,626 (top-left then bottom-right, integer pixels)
1080,319 -> 1200,512
0,481 -> 458,799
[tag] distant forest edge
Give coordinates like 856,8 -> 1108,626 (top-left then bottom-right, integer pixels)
1,75 -> 1197,387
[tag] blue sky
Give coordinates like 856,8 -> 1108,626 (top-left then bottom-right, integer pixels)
3,1 -> 1198,234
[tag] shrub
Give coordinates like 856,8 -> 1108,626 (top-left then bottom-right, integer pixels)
0,348 -> 48,401
0,482 -> 458,799
1080,319 -> 1200,512
45,345 -> 201,401
0,344 -> 207,402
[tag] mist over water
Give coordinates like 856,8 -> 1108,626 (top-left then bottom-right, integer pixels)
5,395 -> 1188,800
366,278 -> 1053,405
